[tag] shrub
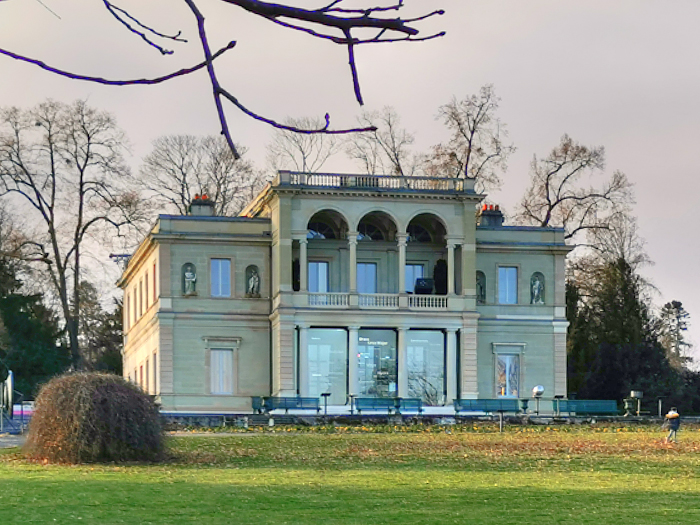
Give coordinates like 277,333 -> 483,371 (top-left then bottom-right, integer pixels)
24,372 -> 164,463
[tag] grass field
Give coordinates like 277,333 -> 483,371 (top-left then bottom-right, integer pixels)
1,424 -> 699,524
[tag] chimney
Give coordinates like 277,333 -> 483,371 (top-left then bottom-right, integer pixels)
478,203 -> 504,227
188,194 -> 215,216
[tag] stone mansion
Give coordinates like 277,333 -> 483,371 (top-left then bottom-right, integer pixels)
118,171 -> 571,413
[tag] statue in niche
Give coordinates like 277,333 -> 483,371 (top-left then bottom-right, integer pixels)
246,265 -> 261,298
182,263 -> 197,296
531,273 -> 544,305
476,271 -> 486,305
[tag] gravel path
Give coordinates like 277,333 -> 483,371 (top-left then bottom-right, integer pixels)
0,433 -> 26,449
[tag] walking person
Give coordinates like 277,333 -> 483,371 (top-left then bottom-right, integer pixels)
664,407 -> 681,443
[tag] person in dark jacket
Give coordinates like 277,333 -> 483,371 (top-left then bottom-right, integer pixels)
664,407 -> 680,443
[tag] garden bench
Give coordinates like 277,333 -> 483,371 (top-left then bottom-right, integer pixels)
251,396 -> 320,414
398,398 -> 423,414
354,397 -> 398,414
555,399 -> 618,416
453,398 -> 521,415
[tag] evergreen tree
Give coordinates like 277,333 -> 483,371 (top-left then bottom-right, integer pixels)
657,300 -> 692,370
0,259 -> 69,397
78,281 -> 123,374
568,257 -> 680,402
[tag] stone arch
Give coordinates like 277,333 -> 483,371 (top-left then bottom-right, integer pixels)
356,210 -> 398,242
404,210 -> 450,237
406,212 -> 447,244
306,209 -> 350,240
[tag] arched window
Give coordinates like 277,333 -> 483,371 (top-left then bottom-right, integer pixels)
307,221 -> 336,239
407,224 -> 431,243
357,222 -> 384,241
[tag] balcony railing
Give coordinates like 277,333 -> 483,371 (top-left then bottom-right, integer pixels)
358,293 -> 399,308
308,293 -> 349,307
408,295 -> 448,309
276,171 -> 475,193
305,292 -> 449,310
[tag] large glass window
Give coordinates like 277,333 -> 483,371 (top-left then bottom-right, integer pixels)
306,328 -> 347,405
496,354 -> 520,398
405,264 -> 424,293
308,261 -> 329,293
358,329 -> 397,398
407,330 -> 445,405
211,258 -> 231,297
498,266 -> 518,304
211,348 -> 234,394
357,263 -> 377,294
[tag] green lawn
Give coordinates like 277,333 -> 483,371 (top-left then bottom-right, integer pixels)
1,425 -> 699,524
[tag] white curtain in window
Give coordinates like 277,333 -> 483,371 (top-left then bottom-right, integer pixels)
498,267 -> 518,304
496,354 -> 519,397
211,349 -> 234,394
357,263 -> 377,293
211,259 -> 231,297
405,264 -> 424,293
308,261 -> 329,293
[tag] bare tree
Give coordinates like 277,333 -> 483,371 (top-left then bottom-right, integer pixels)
267,116 -> 342,172
425,84 -> 515,191
567,212 -> 653,302
1,1 -> 445,157
515,134 -> 633,241
346,107 -> 419,176
0,100 -> 140,368
138,135 -> 266,216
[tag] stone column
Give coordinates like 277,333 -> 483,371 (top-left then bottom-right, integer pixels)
459,316 -> 479,399
397,327 -> 407,397
348,232 -> 358,293
299,238 -> 308,292
348,326 -> 360,396
446,329 -> 458,404
298,324 -> 309,396
446,241 -> 455,295
397,233 -> 408,294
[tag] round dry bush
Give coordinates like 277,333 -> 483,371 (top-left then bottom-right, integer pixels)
24,373 -> 164,464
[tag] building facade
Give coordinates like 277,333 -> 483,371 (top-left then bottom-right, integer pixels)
119,171 -> 571,413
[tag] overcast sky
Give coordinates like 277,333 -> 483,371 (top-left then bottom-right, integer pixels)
1,0 -> 699,359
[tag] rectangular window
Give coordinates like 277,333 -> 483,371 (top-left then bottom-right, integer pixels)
407,330 -> 445,406
211,349 -> 234,395
153,351 -> 157,393
357,262 -> 377,294
153,263 -> 157,302
305,328 -> 348,405
496,354 -> 520,398
145,359 -> 149,394
358,329 -> 397,398
139,280 -> 143,316
308,261 -> 329,293
211,259 -> 231,297
132,287 -> 137,324
145,272 -> 149,310
139,365 -> 144,389
405,264 -> 424,293
125,295 -> 130,330
498,266 -> 518,304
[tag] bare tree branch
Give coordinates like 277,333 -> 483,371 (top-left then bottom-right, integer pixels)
102,1 -> 187,55
0,41 -> 237,86
515,135 -> 633,242
1,0 -> 443,157
0,100 -> 143,368
425,84 -> 515,192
